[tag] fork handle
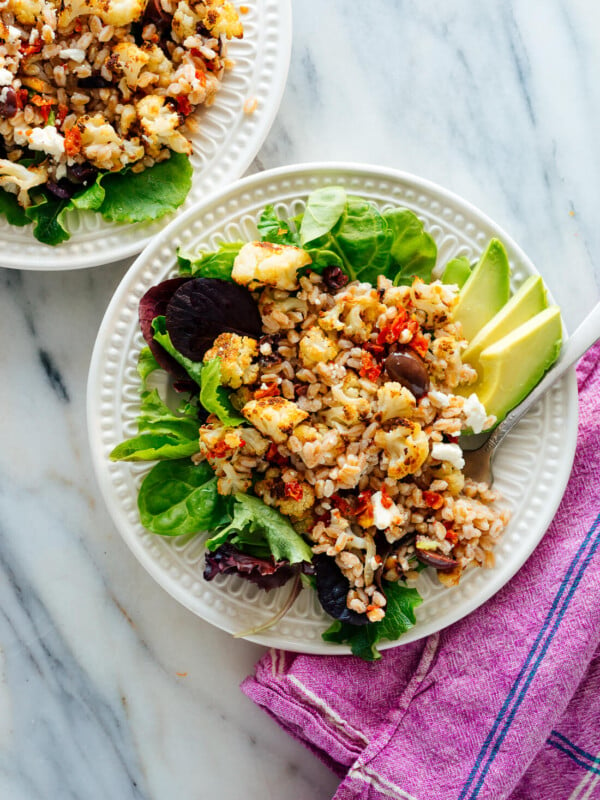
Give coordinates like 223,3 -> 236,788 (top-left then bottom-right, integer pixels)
490,301 -> 600,449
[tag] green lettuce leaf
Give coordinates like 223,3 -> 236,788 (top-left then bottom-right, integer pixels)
199,359 -> 245,426
137,346 -> 161,386
322,582 -> 423,660
258,204 -> 300,245
300,186 -> 347,245
109,387 -> 200,461
25,194 -> 71,245
98,151 -> 192,223
206,493 -> 313,564
151,318 -> 244,425
138,459 -> 230,536
152,316 -> 204,386
0,188 -> 28,227
383,208 -> 438,285
177,241 -> 243,278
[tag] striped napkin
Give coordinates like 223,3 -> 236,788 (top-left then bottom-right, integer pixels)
242,343 -> 600,800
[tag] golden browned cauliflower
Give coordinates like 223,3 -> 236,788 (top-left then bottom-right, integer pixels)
298,327 -> 338,367
135,95 -> 191,158
203,332 -> 259,389
58,0 -> 145,29
7,0 -> 44,25
203,0 -> 244,37
110,42 -> 150,89
322,375 -> 371,428
242,397 -> 308,443
376,382 -> 416,422
375,421 -> 429,479
0,160 -> 46,206
232,242 -> 312,291
319,284 -> 386,343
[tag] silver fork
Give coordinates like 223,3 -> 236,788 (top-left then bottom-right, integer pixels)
460,301 -> 600,484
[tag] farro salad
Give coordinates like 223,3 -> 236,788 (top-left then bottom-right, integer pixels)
0,0 -> 242,244
110,187 -> 513,660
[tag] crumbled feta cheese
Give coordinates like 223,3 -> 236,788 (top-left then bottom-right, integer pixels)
463,393 -> 488,434
0,87 -> 9,103
429,389 -> 450,408
431,442 -> 465,470
8,26 -> 22,43
0,68 -> 14,87
55,162 -> 67,180
28,126 -> 65,159
371,491 -> 400,530
59,47 -> 86,63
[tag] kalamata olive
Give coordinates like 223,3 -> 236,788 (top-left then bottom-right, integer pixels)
384,351 -> 430,398
0,88 -> 18,119
416,549 -> 458,571
322,265 -> 349,291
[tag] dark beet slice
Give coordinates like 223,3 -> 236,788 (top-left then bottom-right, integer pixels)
139,277 -> 192,380
313,554 -> 369,626
165,278 -> 262,361
203,543 -> 297,592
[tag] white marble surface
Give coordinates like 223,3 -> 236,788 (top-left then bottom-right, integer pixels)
1,2 -> 600,798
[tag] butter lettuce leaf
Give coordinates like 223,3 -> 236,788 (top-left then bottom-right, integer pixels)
177,241 -> 243,278
138,459 -> 229,536
199,358 -> 245,426
98,151 -> 192,223
109,387 -> 200,462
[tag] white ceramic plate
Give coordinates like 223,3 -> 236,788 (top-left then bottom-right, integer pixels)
87,163 -> 578,654
1,0 -> 291,271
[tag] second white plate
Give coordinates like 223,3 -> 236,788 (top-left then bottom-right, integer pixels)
1,0 -> 292,270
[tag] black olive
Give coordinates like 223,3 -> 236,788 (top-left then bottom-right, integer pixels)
384,351 -> 430,398
415,549 -> 458,572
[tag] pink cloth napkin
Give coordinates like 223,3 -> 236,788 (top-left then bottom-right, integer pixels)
242,343 -> 600,800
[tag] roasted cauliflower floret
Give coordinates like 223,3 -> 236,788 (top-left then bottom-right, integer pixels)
375,420 -> 429,479
232,242 -> 312,292
136,95 -> 191,158
7,0 -> 44,25
319,283 -> 386,343
0,160 -> 46,206
203,332 -> 259,389
242,397 -> 308,443
322,375 -> 371,428
376,382 -> 416,422
203,0 -> 244,38
199,423 -> 246,459
110,42 -> 150,89
255,475 -> 316,519
77,113 -> 144,171
172,0 -> 201,41
299,327 -> 338,367
59,0 -> 145,29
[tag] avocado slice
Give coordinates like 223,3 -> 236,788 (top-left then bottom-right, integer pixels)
442,256 -> 471,288
452,238 -> 511,341
469,306 -> 562,425
463,275 -> 548,366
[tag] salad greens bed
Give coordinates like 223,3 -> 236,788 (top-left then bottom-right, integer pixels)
111,186 -> 470,659
0,150 -> 192,245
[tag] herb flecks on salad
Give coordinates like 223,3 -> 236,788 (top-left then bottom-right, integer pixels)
111,186 -> 521,660
0,0 -> 242,244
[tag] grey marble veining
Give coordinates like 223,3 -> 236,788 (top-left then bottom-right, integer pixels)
1,2 -> 599,799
